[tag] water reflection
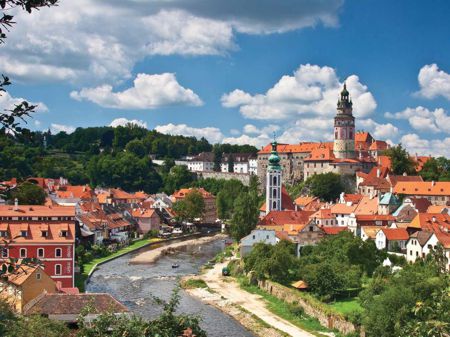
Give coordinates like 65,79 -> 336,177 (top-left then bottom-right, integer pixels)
87,239 -> 254,337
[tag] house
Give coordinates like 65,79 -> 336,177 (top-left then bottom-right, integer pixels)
257,210 -> 314,229
407,213 -> 450,232
406,231 -> 438,263
293,221 -> 325,256
24,293 -> 129,323
240,229 -> 277,257
50,185 -> 93,206
321,226 -> 348,236
187,152 -> 215,172
392,197 -> 432,223
172,188 -> 217,223
310,208 -> 335,227
331,202 -> 357,227
259,186 -> 294,217
220,153 -> 256,174
0,266 -> 57,313
378,192 -> 400,215
97,188 -> 147,205
131,207 -> 161,234
294,196 -> 319,210
361,226 -> 385,241
393,181 -> 450,205
375,228 -> 409,252
0,204 -> 76,288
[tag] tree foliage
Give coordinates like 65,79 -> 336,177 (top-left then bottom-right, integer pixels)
384,144 -> 416,175
229,190 -> 259,241
172,189 -> 205,222
419,157 -> 450,182
304,172 -> 344,202
10,181 -> 46,205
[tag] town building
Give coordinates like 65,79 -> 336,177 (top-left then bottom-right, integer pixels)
131,207 -> 161,234
375,228 -> 409,252
240,229 -> 277,257
187,152 -> 215,172
393,181 -> 450,205
0,204 -> 76,288
172,188 -> 217,223
406,231 -> 438,263
221,153 -> 257,174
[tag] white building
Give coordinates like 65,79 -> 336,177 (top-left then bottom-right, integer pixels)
187,152 -> 215,172
406,231 -> 438,263
220,153 -> 257,174
240,229 -> 277,257
375,228 -> 409,251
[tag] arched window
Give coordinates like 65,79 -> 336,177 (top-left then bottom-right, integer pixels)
20,248 -> 27,258
335,131 -> 338,139
273,189 -> 277,198
37,248 -> 44,258
273,176 -> 277,185
55,264 -> 62,275
272,201 -> 277,209
55,248 -> 62,258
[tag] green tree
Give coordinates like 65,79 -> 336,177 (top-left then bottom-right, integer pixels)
229,191 -> 259,241
420,157 -> 450,182
163,165 -> 195,195
5,313 -> 69,337
172,189 -> 205,222
10,182 -> 46,205
304,172 -> 343,202
125,139 -> 147,157
384,144 -> 416,175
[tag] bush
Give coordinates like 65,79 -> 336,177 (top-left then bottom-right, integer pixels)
182,279 -> 208,289
143,229 -> 159,239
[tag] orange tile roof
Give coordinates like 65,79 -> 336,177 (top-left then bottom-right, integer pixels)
258,210 -> 314,227
55,185 -> 93,199
354,196 -> 379,215
415,156 -> 432,172
408,213 -> 450,230
394,181 -> 450,196
304,146 -> 335,162
131,208 -> 157,218
0,205 -> 75,217
369,140 -> 388,151
258,142 -> 333,154
4,266 -> 44,286
260,186 -> 294,212
330,203 -> 357,215
355,132 -> 372,143
343,194 -> 363,204
172,187 -> 214,199
4,222 -> 75,244
282,223 -> 309,235
294,196 -> 318,207
377,156 -> 392,169
380,228 -> 409,241
310,208 -> 333,219
427,205 -> 449,213
321,226 -> 348,235
362,226 -> 385,239
356,214 -> 395,221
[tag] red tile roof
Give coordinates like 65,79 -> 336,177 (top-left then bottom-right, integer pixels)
369,140 -> 388,151
394,181 -> 450,196
304,146 -> 335,162
172,188 -> 214,199
0,205 -> 75,217
380,228 -> 409,241
2,222 -> 75,244
294,196 -> 318,207
258,210 -> 314,227
321,226 -> 348,235
258,142 -> 333,154
377,156 -> 392,169
260,186 -> 294,212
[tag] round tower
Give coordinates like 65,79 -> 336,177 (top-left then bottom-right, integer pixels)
266,140 -> 282,214
333,83 -> 356,159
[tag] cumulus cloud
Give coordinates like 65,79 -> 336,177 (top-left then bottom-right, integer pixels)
51,123 -> 76,134
385,106 -> 450,134
155,123 -> 224,144
400,133 -> 450,157
416,64 -> 450,100
71,73 -> 202,109
221,64 -> 377,120
110,118 -> 148,129
0,91 -> 48,113
222,134 -> 272,147
1,0 -> 342,84
358,119 -> 400,140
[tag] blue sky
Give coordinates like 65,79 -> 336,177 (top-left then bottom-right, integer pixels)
2,0 -> 450,156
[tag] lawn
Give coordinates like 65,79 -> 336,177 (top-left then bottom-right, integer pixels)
75,237 -> 161,291
329,298 -> 363,316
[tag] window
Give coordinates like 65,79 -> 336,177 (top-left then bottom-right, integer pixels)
0,231 -> 7,238
272,201 -> 277,209
20,230 -> 27,237
273,176 -> 277,185
1,248 -> 8,258
60,230 -> 68,237
36,273 -> 41,280
20,248 -> 27,258
309,226 -> 313,232
252,235 -> 255,240
273,189 -> 277,198
266,235 -> 269,239
55,248 -> 62,258
55,264 -> 62,275
41,230 -> 48,237
37,248 -> 44,258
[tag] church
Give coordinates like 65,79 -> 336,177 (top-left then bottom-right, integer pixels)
257,84 -> 388,184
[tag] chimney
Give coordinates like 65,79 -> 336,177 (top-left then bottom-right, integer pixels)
432,181 -> 435,187
13,198 -> 18,211
377,168 -> 380,178
432,216 -> 436,223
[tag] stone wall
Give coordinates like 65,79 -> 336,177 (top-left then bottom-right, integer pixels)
258,280 -> 359,336
197,172 -> 252,186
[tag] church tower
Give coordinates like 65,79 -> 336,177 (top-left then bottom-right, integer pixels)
333,83 -> 356,159
266,140 -> 282,214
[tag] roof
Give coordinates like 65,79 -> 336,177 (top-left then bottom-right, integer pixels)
172,187 -> 214,199
294,196 -> 318,207
2,222 -> 75,244
380,228 -> 409,241
54,185 -> 92,199
310,208 -> 333,219
362,226 -> 385,239
283,223 -> 308,235
393,181 -> 450,196
354,195 -> 379,215
388,174 -> 423,186
377,156 -> 392,169
24,293 -> 128,315
356,214 -> 395,221
408,213 -> 450,230
3,265 -> 41,286
304,146 -> 335,162
321,226 -> 348,235
409,197 -> 432,213
258,142 -> 333,155
355,132 -> 372,143
427,205 -> 449,214
343,194 -> 363,204
415,156 -> 432,172
409,231 -> 434,246
190,152 -> 214,162
291,280 -> 308,289
260,186 -> 294,212
379,192 -> 400,206
258,210 -> 314,227
369,140 -> 388,151
0,205 -> 75,217
131,208 -> 157,218
330,203 -> 357,215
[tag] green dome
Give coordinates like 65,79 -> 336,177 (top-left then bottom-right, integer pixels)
268,141 -> 281,170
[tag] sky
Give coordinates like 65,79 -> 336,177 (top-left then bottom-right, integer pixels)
2,0 -> 450,156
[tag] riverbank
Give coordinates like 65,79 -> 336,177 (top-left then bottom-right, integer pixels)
184,260 -> 318,337
129,233 -> 228,264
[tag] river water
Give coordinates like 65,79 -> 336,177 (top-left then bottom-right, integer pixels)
86,239 -> 255,337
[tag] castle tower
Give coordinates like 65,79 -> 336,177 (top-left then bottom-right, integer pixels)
333,83 -> 356,159
266,140 -> 282,214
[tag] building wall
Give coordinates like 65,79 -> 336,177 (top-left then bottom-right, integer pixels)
197,171 -> 251,186
398,194 -> 450,206
136,214 -> 161,233
257,152 -> 310,186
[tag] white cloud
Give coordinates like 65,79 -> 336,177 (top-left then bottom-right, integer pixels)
416,64 -> 450,100
222,134 -> 271,148
0,91 -> 48,113
243,124 -> 280,135
229,129 -> 240,136
278,118 -> 334,143
385,106 -> 450,134
400,133 -> 450,157
358,119 -> 399,140
110,118 -> 148,129
221,64 -> 377,120
1,1 -> 342,84
155,123 -> 224,144
51,123 -> 75,134
71,73 -> 202,109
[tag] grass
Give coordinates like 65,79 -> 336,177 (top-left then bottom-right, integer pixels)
182,278 -> 208,289
75,237 -> 161,291
329,298 -> 363,316
238,279 -> 333,336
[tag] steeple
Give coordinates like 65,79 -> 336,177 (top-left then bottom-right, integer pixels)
333,83 -> 356,159
337,82 -> 353,115
265,134 -> 282,214
268,138 -> 281,170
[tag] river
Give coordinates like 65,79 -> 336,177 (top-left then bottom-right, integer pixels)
86,239 -> 255,337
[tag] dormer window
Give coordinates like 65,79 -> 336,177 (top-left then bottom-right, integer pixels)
60,230 -> 68,237
0,231 -> 7,238
41,230 -> 48,237
20,230 -> 28,237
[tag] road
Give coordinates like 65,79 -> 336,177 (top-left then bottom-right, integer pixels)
195,260 -> 316,337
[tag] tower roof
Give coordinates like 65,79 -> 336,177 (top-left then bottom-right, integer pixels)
337,83 -> 353,114
268,140 -> 281,170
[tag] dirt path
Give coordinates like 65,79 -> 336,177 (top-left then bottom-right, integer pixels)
189,260 -> 316,337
